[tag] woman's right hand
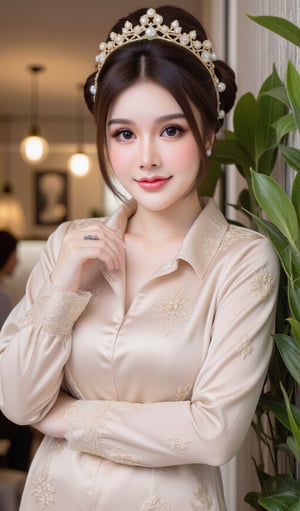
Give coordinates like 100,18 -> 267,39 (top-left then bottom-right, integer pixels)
51,224 -> 125,293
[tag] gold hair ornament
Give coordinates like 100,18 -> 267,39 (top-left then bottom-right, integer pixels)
90,7 -> 226,120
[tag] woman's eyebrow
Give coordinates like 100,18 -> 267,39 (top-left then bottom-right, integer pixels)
108,113 -> 186,126
156,113 -> 186,122
108,118 -> 132,126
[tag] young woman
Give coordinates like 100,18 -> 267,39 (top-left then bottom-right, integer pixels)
0,6 -> 279,510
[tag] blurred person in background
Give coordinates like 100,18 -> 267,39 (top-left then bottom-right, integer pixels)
0,230 -> 18,327
0,230 -> 33,472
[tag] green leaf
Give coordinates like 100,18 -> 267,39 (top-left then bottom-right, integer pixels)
263,86 -> 290,108
233,93 -> 261,164
258,473 -> 300,511
274,334 -> 300,384
292,168 -> 300,220
212,138 -> 251,166
257,67 -> 286,157
259,67 -> 284,99
248,15 -> 300,47
260,394 -> 300,432
211,138 -> 252,178
259,493 -> 300,511
251,170 -> 299,247
238,188 -> 251,212
244,490 -> 263,510
258,148 -> 278,176
287,436 -> 300,463
249,214 -> 291,275
281,383 -> 300,448
288,282 -> 300,322
198,159 -> 221,197
286,61 -> 300,133
287,318 -> 300,345
291,249 -> 300,282
223,130 -> 236,141
280,145 -> 300,171
272,114 -> 296,142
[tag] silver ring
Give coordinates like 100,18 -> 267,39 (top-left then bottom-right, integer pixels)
83,233 -> 99,241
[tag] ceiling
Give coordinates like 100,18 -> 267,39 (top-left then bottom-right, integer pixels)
0,0 -> 201,121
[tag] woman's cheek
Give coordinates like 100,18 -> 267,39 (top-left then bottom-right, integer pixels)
166,137 -> 200,173
108,145 -> 131,178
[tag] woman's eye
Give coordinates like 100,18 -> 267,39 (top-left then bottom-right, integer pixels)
113,129 -> 134,141
162,125 -> 184,137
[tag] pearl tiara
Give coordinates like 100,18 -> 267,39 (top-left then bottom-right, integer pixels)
90,8 -> 226,120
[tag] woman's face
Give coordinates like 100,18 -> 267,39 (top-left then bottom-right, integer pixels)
106,81 -> 203,213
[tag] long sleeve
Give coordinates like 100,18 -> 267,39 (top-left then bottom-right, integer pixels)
65,234 -> 279,468
0,222 -> 91,425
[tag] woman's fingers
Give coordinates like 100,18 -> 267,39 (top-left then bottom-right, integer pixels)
51,223 -> 126,292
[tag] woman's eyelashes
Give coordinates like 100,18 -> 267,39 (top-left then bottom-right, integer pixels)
161,124 -> 186,138
112,128 -> 135,141
110,124 -> 187,142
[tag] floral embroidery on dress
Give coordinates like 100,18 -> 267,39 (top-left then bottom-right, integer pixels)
73,424 -> 102,453
31,468 -> 55,509
65,400 -> 111,455
191,481 -> 212,510
219,226 -> 253,253
203,237 -> 219,259
175,383 -> 192,401
152,288 -> 191,336
167,431 -> 192,450
250,265 -> 274,301
65,400 -> 142,456
237,336 -> 253,359
109,446 -> 138,465
141,495 -> 171,511
24,290 -> 90,335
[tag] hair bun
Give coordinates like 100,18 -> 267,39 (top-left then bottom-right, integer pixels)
84,72 -> 97,114
215,60 -> 237,117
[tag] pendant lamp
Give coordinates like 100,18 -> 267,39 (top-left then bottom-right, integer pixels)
68,84 -> 90,177
0,117 -> 26,237
20,65 -> 49,164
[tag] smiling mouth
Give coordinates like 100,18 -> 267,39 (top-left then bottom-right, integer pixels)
134,175 -> 172,190
135,176 -> 172,183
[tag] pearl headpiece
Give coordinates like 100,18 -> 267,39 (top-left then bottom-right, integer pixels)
90,8 -> 226,120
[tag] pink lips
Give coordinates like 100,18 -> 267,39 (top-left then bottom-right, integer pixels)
135,175 -> 172,190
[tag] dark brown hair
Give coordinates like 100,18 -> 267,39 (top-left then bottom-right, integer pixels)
84,5 -> 237,199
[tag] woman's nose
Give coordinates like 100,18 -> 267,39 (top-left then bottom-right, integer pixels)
139,138 -> 160,169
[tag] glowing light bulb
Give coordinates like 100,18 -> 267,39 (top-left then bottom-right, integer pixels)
68,152 -> 90,177
20,135 -> 49,164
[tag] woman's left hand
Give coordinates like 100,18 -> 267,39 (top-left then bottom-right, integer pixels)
34,391 -> 75,438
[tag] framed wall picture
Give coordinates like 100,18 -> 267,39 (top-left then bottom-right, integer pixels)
35,170 -> 68,225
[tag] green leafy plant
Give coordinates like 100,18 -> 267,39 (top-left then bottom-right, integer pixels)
205,14 -> 300,511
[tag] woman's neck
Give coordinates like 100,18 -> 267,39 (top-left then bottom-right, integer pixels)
127,193 -> 201,244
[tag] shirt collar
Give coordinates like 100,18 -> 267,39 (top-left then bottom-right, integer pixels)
177,198 -> 228,279
105,198 -> 136,235
105,197 -> 228,279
